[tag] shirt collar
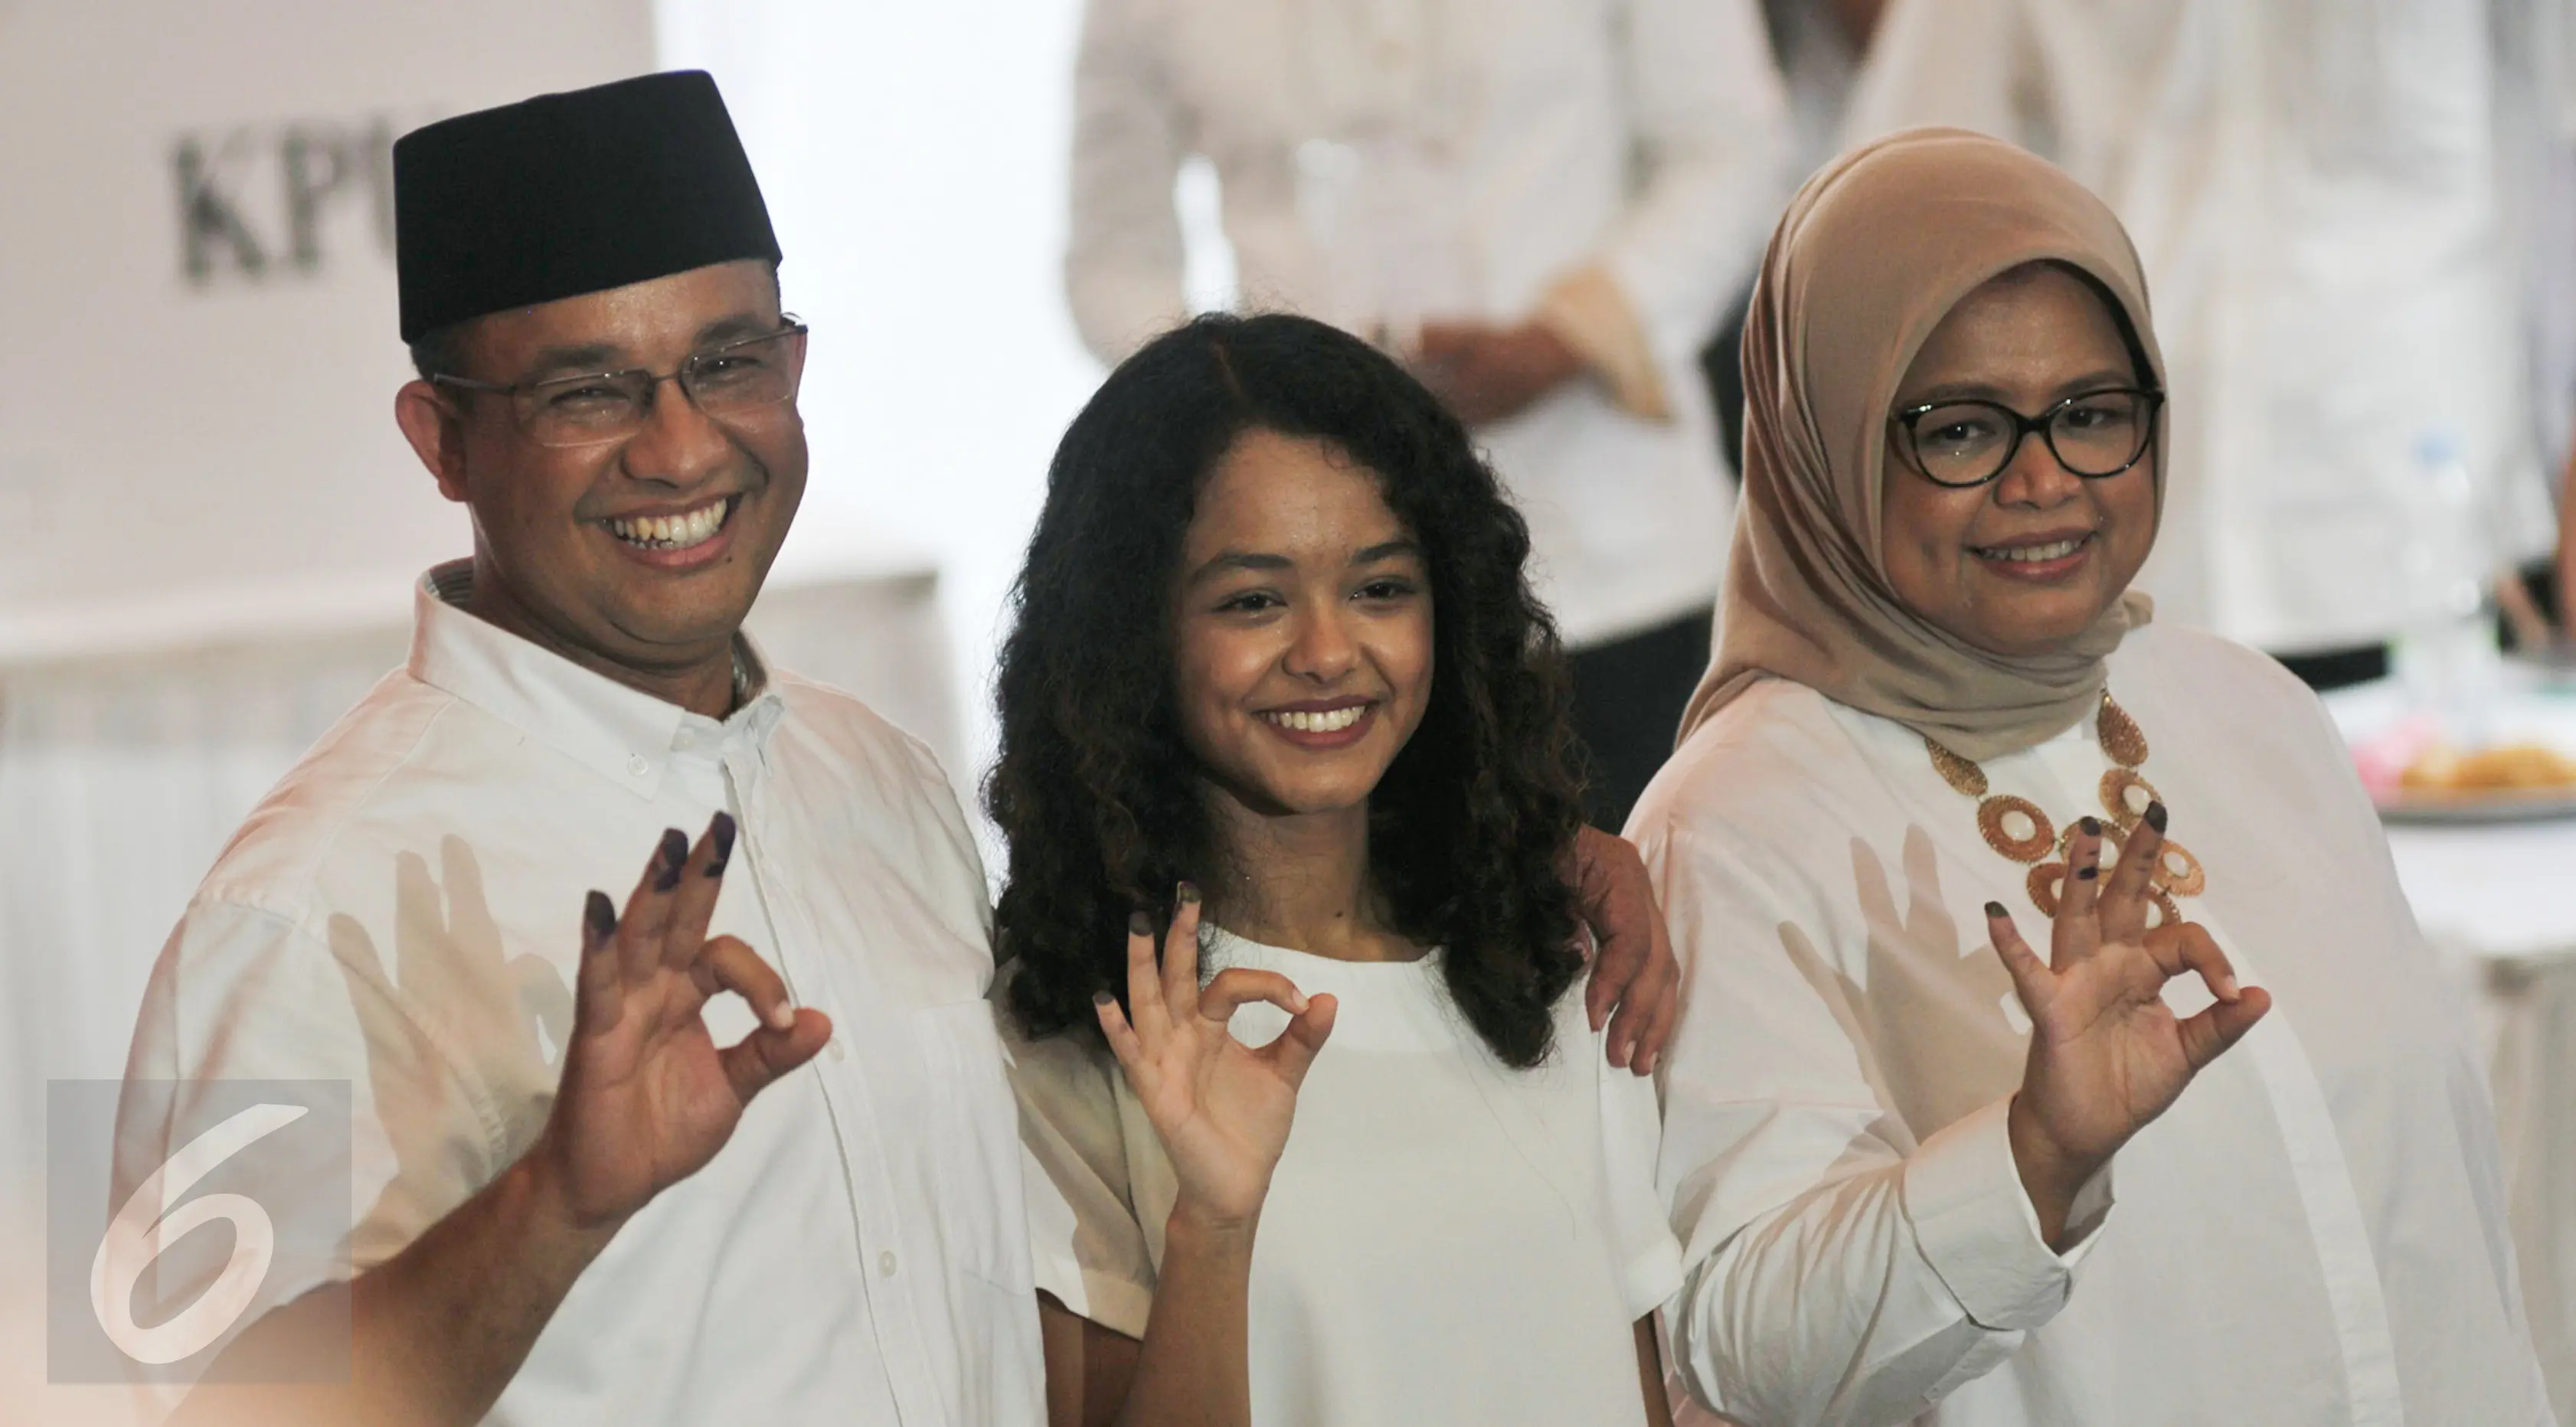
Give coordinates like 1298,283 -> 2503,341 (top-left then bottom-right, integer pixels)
408,560 -> 786,798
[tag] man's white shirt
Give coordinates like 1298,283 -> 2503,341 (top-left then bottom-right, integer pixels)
115,561 -> 1044,1425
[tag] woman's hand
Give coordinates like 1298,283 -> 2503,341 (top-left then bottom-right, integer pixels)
1986,805 -> 2271,1246
1094,885 -> 1339,1231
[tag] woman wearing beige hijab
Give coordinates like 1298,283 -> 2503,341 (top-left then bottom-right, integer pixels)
1629,129 -> 2555,1425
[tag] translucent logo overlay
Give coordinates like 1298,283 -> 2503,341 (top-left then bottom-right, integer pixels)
48,1079 -> 351,1385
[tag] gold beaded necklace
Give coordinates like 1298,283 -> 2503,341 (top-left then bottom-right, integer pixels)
1923,691 -> 2203,926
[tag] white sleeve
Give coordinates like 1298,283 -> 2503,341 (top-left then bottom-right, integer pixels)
1577,0 -> 1793,371
113,897 -> 502,1356
1063,0 -> 1193,364
996,997 -> 1158,1338
1594,1007 -> 1688,1318
1642,824 -> 2112,1427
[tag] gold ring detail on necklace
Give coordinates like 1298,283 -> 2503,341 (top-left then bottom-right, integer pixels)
1925,736 -> 1989,798
2100,768 -> 2159,831
2153,838 -> 2205,897
2097,694 -> 2149,768
2055,820 -> 2123,871
2144,887 -> 2182,931
1978,795 -> 2055,862
2027,861 -> 2068,918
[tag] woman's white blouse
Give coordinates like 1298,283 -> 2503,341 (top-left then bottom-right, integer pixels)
1004,927 -> 1683,1425
1629,622 -> 2555,1425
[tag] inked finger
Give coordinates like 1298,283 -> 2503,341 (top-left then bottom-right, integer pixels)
617,826 -> 694,979
2175,985 -> 2270,1072
718,1007 -> 833,1104
659,811 -> 737,971
1985,901 -> 2053,1014
1093,990 -> 1150,1085
2100,803 -> 2166,942
572,890 -> 624,1032
1123,909 -> 1169,1042
2053,816 -> 2107,965
692,934 -> 798,1031
1162,884 -> 1204,1015
1257,992 -> 1339,1091
1198,968 -> 1309,1024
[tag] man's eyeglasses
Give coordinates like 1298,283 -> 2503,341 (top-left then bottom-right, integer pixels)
1889,387 -> 2163,488
433,318 -> 810,448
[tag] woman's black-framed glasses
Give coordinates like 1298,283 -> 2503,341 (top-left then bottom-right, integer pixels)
1889,386 -> 2163,488
434,317 -> 812,448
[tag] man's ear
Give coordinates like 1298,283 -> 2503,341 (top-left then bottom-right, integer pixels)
394,380 -> 472,504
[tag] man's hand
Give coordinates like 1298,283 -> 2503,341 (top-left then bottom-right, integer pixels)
532,813 -> 834,1230
1572,825 -> 1679,1076
174,815 -> 835,1427
1988,806 -> 2270,1246
1414,320 -> 1584,426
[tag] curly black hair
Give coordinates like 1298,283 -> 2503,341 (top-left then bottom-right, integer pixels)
988,312 -> 1590,1069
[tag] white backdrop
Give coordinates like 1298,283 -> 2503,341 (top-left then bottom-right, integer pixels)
0,0 -> 656,654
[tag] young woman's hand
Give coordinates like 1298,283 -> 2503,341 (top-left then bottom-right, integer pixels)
1094,886 -> 1338,1230
1986,806 -> 2270,1246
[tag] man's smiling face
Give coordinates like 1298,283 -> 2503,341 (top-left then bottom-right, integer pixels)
397,258 -> 806,686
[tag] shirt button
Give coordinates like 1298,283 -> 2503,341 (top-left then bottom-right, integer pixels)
878,1250 -> 898,1278
626,754 -> 649,777
828,1032 -> 849,1062
673,728 -> 695,749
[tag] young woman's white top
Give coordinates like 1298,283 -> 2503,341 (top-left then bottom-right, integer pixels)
1005,926 -> 1684,1425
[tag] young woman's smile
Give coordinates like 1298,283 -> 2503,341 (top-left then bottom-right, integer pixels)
1171,428 -> 1433,820
1255,695 -> 1380,747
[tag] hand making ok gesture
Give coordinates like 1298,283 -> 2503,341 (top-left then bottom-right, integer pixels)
531,813 -> 835,1230
1986,804 -> 2273,1246
1093,885 -> 1339,1229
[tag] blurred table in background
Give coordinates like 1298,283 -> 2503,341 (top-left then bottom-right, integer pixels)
2326,668 -> 2576,1419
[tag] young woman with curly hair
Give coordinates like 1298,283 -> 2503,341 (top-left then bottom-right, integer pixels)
989,312 -> 1683,1425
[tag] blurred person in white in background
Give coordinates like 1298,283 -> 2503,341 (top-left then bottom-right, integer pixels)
1063,0 -> 1793,829
1770,0 -> 1881,200
1707,0 -> 1888,470
1844,0 -> 2568,691
2496,0 -> 2576,629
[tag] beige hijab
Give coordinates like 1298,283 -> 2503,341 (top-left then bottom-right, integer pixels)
1679,128 -> 2167,761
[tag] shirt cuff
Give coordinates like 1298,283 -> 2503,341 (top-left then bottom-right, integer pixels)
1901,1096 -> 2115,1331
1532,264 -> 1672,422
1031,1241 -> 1155,1342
